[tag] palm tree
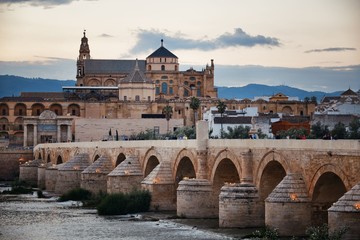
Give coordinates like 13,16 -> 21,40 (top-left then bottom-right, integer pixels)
189,97 -> 200,128
216,100 -> 227,138
162,105 -> 173,133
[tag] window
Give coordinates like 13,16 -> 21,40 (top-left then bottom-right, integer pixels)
148,65 -> 152,71
161,65 -> 165,71
148,96 -> 151,102
184,89 -> 189,97
190,76 -> 196,81
300,110 -> 304,116
19,109 -> 23,116
197,88 -> 201,97
178,110 -> 181,114
124,96 -> 127,101
160,58 -> 162,63
2,109 -> 6,115
169,87 -> 173,95
161,76 -> 168,79
161,82 -> 168,94
184,81 -> 189,86
2,124 -> 5,130
169,80 -> 173,84
156,87 -> 160,94
36,109 -> 41,116
72,109 -> 76,115
175,65 -> 178,71
197,81 -> 201,86
54,109 -> 58,115
156,80 -> 160,84
135,95 -> 140,101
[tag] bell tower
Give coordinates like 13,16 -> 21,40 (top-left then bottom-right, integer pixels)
76,30 -> 90,86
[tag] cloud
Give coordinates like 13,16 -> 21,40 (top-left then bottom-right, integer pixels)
98,33 -> 114,38
305,47 -> 356,53
130,28 -> 280,54
0,0 -> 90,8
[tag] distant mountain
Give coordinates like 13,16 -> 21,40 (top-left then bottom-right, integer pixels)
0,75 -> 342,100
217,84 -> 342,101
0,75 -> 76,97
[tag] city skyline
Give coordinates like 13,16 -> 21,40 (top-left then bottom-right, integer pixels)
0,0 -> 359,92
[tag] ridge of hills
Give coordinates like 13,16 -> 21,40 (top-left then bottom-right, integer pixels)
0,75 -> 342,100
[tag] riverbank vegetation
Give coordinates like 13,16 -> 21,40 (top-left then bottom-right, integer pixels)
58,188 -> 151,216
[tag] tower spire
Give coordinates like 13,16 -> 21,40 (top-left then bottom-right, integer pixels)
161,39 -> 163,47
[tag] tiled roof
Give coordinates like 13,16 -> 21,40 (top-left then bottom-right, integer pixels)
341,88 -> 357,96
0,96 -> 45,102
266,173 -> 310,203
57,153 -> 91,171
121,60 -> 153,83
147,46 -> 178,58
84,59 -> 146,74
82,155 -> 113,174
141,161 -> 173,184
21,92 -> 65,99
329,183 -> 360,212
214,116 -> 252,124
108,156 -> 142,176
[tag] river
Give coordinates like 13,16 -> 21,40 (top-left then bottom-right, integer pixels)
0,188 -> 254,240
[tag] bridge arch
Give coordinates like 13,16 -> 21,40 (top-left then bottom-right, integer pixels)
46,154 -> 51,163
173,148 -> 197,185
143,148 -> 161,178
210,149 -> 241,184
256,150 -> 289,201
56,155 -> 63,164
309,164 -> 348,226
115,152 -> 126,167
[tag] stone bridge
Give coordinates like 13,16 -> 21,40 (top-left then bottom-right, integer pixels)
28,121 -> 360,238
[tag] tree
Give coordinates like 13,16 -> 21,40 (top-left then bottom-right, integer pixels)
349,118 -> 360,139
304,97 -> 310,102
189,97 -> 200,128
216,100 -> 227,138
162,105 -> 173,133
331,122 -> 347,139
310,121 -> 329,139
222,125 -> 250,139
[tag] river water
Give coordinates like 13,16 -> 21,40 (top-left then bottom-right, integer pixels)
0,189 -> 254,240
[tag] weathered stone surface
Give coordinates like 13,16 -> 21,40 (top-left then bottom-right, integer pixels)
219,183 -> 264,228
19,159 -> 42,186
177,179 -> 217,218
328,183 -> 360,240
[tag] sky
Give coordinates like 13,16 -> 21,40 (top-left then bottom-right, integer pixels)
0,0 -> 359,92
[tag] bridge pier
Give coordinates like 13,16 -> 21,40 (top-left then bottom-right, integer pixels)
142,162 -> 176,211
265,173 -> 311,236
219,183 -> 264,227
107,156 -> 143,194
328,182 -> 360,240
177,179 -> 217,218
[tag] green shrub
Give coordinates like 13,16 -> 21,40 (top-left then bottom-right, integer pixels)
250,225 -> 279,240
306,224 -> 348,240
97,189 -> 151,215
1,179 -> 33,194
58,188 -> 92,202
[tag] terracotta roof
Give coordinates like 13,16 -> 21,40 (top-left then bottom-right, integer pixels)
21,92 -> 65,99
329,183 -> 360,213
266,173 -> 310,203
84,59 -> 146,74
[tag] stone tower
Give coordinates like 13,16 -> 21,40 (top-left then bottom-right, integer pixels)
76,30 -> 91,86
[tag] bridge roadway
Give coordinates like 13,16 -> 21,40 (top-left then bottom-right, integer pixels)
33,121 -> 360,236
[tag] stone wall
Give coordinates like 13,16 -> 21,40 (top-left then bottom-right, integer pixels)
75,118 -> 184,142
0,149 -> 33,180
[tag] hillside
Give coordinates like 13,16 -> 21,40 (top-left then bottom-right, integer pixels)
0,75 -> 76,97
0,75 -> 342,100
217,84 -> 341,100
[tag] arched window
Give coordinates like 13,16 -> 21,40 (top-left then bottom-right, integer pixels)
156,87 -> 160,94
161,65 -> 165,71
184,89 -> 189,97
148,65 -> 152,71
161,82 -> 168,94
169,87 -> 173,95
135,95 -> 140,101
197,88 -> 201,97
